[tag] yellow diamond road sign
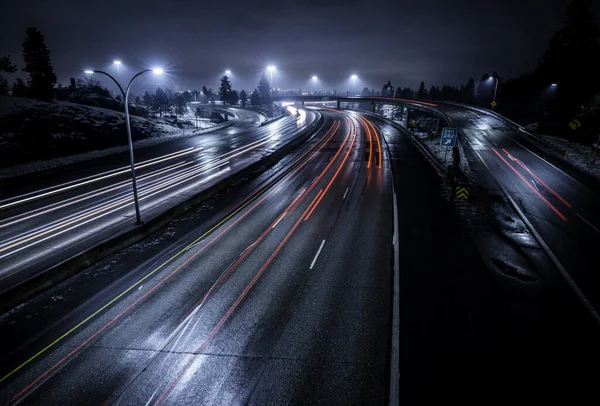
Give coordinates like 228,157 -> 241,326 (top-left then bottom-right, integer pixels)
569,119 -> 582,130
490,100 -> 497,108
455,186 -> 471,200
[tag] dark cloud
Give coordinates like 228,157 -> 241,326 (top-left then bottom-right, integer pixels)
0,0 -> 576,92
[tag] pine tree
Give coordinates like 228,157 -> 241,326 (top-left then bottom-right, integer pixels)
22,27 -> 57,101
401,87 -> 414,99
250,88 -> 261,106
240,90 -> 247,107
219,75 -> 232,104
258,72 -> 271,106
230,90 -> 239,106
0,55 -> 17,96
462,78 -> 475,103
429,85 -> 439,100
381,81 -> 394,98
417,81 -> 427,99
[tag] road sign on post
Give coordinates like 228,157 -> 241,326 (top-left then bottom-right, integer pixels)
568,119 -> 582,130
490,100 -> 497,108
440,127 -> 457,147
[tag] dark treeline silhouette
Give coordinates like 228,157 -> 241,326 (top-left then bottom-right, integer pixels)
380,0 -> 599,142
1,27 -> 57,100
134,87 -> 192,118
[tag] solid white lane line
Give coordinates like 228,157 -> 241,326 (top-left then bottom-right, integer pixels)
309,239 -> 326,270
576,213 -> 600,234
471,146 -> 600,326
343,187 -> 349,199
272,212 -> 287,229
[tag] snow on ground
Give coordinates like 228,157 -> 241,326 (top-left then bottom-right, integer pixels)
540,134 -> 600,180
0,120 -> 232,180
523,122 -> 600,181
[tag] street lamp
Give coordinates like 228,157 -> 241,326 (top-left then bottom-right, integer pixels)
312,75 -> 318,81
488,75 -> 499,110
225,69 -> 231,75
84,66 -> 164,224
267,65 -> 276,84
351,74 -> 358,95
113,60 -> 121,75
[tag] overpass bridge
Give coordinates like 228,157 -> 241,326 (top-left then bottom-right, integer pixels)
272,95 -> 451,132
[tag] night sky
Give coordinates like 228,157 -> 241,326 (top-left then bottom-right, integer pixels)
0,0 -> 583,93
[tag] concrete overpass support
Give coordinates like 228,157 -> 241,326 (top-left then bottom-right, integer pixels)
405,108 -> 411,127
337,100 -> 341,109
371,101 -> 376,113
301,100 -> 304,107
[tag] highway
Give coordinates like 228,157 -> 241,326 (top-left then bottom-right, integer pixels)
437,104 -> 600,319
0,109 -> 395,405
3,103 -> 599,404
0,108 -> 317,297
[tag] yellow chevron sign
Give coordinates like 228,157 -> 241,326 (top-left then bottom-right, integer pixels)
568,119 -> 582,130
455,186 -> 470,200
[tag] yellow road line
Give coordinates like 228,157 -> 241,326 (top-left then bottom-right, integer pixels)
0,188 -> 262,384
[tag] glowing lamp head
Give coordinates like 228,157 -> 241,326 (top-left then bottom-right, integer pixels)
152,68 -> 164,75
84,70 -> 94,74
551,83 -> 558,87
225,70 -> 231,75
351,74 -> 358,80
113,60 -> 121,65
312,75 -> 318,81
267,65 -> 276,72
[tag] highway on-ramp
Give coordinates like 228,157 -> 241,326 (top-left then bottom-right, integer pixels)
438,104 -> 600,319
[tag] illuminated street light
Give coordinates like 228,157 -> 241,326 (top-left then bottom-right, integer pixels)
267,65 -> 276,84
551,83 -> 558,87
83,66 -> 164,224
225,69 -> 231,75
351,74 -> 358,95
488,75 -> 499,111
113,60 -> 121,75
312,75 -> 318,81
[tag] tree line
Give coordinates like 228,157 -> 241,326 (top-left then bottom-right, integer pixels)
1,27 -> 57,100
377,0 -> 600,139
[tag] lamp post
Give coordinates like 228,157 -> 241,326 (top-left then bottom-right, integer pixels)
84,67 -> 164,224
488,75 -> 499,110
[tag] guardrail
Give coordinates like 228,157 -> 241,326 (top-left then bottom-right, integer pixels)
438,101 -> 569,156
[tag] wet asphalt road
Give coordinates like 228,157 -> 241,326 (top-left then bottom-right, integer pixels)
0,108 -> 317,294
0,110 -> 395,405
438,105 -> 600,318
3,105 -> 600,404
